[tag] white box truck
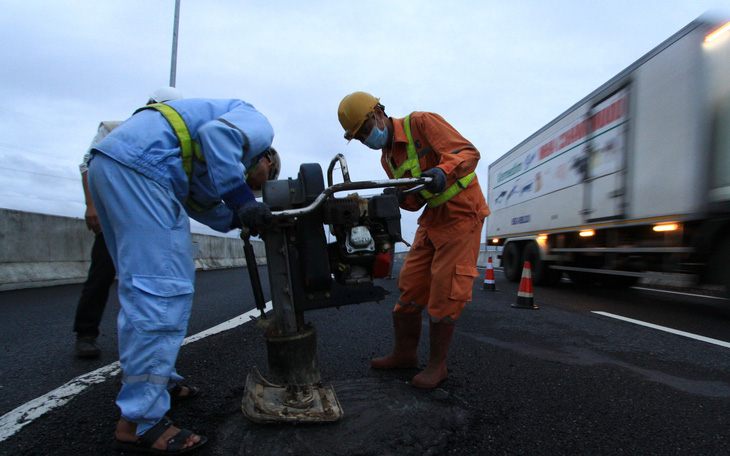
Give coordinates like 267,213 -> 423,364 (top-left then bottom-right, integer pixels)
487,16 -> 730,292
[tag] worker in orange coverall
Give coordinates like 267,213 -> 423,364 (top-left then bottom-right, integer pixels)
337,92 -> 490,388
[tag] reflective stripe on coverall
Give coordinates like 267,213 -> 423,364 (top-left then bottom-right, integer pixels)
88,98 -> 273,435
382,112 -> 490,322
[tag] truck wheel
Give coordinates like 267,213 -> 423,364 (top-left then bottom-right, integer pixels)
523,241 -> 562,286
502,242 -> 523,282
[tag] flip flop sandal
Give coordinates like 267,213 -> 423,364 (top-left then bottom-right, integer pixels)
168,383 -> 201,404
114,416 -> 207,455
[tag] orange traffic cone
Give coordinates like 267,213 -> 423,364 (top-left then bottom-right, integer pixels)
482,257 -> 497,291
512,261 -> 539,309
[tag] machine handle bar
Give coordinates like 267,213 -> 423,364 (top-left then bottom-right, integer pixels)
269,176 -> 431,220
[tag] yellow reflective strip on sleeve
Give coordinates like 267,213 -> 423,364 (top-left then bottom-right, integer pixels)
135,103 -> 195,180
425,172 -> 476,207
458,172 -> 475,188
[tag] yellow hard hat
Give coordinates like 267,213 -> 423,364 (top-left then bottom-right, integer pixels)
338,92 -> 379,140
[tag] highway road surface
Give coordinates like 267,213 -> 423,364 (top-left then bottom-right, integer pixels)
1,262 -> 729,455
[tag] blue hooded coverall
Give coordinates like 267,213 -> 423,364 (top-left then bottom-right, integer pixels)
87,98 -> 274,435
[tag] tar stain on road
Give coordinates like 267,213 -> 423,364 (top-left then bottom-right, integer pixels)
215,377 -> 469,456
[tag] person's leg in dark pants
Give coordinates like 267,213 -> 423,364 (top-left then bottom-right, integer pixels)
73,232 -> 116,358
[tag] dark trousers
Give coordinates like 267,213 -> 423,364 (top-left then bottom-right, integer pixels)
73,233 -> 116,338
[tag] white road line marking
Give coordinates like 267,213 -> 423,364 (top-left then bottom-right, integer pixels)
591,311 -> 730,349
182,302 -> 271,346
632,286 -> 727,300
0,302 -> 272,443
0,361 -> 122,443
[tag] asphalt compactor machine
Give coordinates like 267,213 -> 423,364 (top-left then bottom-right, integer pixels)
241,154 -> 429,424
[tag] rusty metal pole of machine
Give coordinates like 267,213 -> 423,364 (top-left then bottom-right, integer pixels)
240,228 -> 267,319
242,166 -> 337,423
241,157 -> 432,424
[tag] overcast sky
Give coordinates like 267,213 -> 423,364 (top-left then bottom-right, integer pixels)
0,1 -> 727,242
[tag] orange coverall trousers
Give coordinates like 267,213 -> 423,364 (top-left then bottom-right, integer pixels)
394,219 -> 483,322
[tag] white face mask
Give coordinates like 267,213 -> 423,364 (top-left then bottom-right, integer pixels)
363,114 -> 388,150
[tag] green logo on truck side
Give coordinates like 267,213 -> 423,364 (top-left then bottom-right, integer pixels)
498,162 -> 522,183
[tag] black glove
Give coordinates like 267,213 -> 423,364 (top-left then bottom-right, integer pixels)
421,167 -> 447,193
236,200 -> 273,231
383,187 -> 406,204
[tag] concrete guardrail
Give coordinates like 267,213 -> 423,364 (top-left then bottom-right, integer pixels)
1,208 -> 497,291
0,208 -> 264,291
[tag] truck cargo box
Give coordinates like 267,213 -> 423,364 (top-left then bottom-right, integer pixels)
486,16 -> 730,291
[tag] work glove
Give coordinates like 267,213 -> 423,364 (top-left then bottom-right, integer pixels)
383,187 -> 406,204
421,167 -> 447,193
236,200 -> 273,232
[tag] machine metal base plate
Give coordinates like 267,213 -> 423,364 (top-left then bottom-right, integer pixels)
242,371 -> 344,424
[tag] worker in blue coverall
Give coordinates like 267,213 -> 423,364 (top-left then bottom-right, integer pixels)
74,87 -> 184,359
87,98 -> 279,454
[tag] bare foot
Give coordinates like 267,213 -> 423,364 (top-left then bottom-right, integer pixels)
115,417 -> 202,451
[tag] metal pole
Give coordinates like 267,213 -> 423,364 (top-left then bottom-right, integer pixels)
169,0 -> 180,87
